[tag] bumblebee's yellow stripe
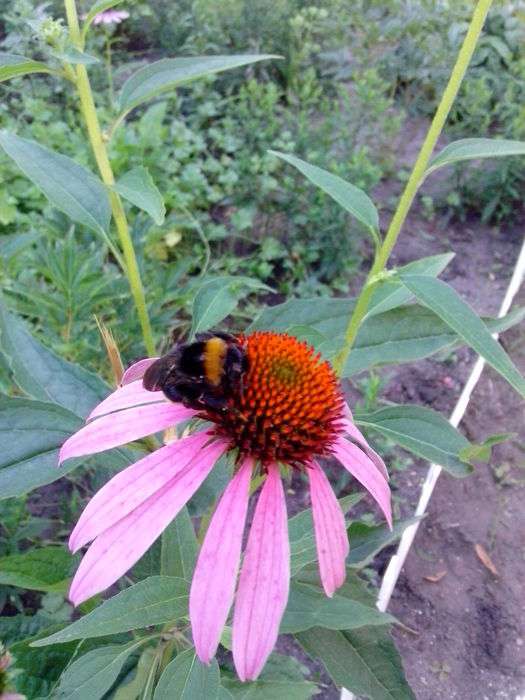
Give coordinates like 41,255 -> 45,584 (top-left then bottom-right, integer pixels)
203,337 -> 227,386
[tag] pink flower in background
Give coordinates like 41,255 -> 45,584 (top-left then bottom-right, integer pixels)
60,332 -> 391,681
0,645 -> 25,700
92,9 -> 130,25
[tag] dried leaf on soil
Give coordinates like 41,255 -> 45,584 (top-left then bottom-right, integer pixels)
423,570 -> 447,583
474,544 -> 499,576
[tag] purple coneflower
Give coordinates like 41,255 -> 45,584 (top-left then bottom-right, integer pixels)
60,331 -> 391,681
92,9 -> 130,25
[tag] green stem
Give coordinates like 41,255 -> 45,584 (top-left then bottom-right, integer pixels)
332,0 -> 493,376
64,0 -> 155,356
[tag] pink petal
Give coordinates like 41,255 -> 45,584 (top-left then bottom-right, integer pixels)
232,464 -> 290,682
308,461 -> 349,597
69,440 -> 226,606
121,358 -> 159,386
69,431 -> 212,552
342,403 -> 389,481
191,457 -> 253,664
59,402 -> 196,464
88,380 -> 166,420
332,436 -> 392,529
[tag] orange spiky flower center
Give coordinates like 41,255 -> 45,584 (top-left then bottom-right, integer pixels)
205,331 -> 344,466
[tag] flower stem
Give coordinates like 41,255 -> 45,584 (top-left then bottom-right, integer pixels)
64,0 -> 155,356
332,0 -> 493,376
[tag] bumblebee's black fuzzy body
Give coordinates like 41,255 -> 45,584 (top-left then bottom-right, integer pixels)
143,332 -> 248,411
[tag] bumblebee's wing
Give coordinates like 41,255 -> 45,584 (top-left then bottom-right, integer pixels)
142,352 -> 179,391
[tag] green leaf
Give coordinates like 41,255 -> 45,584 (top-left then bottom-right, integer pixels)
0,132 -> 111,235
280,582 -> 393,633
32,576 -> 188,646
367,253 -> 455,318
289,494 -> 362,576
54,47 -> 100,65
114,646 -> 157,700
54,639 -> 148,700
82,0 -> 127,37
119,55 -> 277,113
0,393 -> 137,499
347,517 -> 421,569
114,166 -> 165,225
160,507 -> 197,580
343,304 -> 525,377
0,546 -> 72,592
154,649 -> 220,700
0,303 -> 108,417
426,138 -> 525,177
0,52 -> 55,81
0,396 -> 83,500
270,150 -> 379,234
249,254 -> 455,338
296,626 -> 415,700
459,432 -> 514,464
399,274 -> 525,398
222,654 -> 317,700
190,276 -> 272,337
357,405 -> 472,476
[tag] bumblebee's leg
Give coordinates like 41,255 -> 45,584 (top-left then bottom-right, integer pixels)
201,392 -> 228,410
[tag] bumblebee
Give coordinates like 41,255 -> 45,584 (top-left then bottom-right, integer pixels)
143,331 -> 248,411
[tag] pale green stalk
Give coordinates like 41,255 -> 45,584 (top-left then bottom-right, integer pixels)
64,0 -> 155,356
333,0 -> 493,376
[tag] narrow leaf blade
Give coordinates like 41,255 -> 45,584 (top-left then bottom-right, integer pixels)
270,150 -> 379,233
0,132 -> 111,234
0,53 -> 55,81
114,166 -> 165,225
119,55 -> 277,113
400,274 -> 525,398
427,137 -> 525,176
357,405 -> 472,476
32,576 -> 188,646
154,649 -> 220,700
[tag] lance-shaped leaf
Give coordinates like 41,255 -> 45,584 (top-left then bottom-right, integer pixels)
0,395 -> 135,500
53,639 -> 149,700
280,582 -> 394,633
426,137 -> 525,177
270,150 -> 379,235
119,55 -> 277,113
297,626 -> 415,700
0,53 -> 55,81
342,304 -> 525,377
190,276 -> 272,337
0,132 -> 111,235
0,302 -> 108,417
154,650 -> 220,700
32,576 -> 188,646
0,396 -> 81,500
399,274 -> 525,399
356,405 -> 473,477
249,253 -> 455,335
114,166 -> 165,225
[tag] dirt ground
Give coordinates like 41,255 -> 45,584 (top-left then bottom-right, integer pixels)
382,214 -> 525,700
